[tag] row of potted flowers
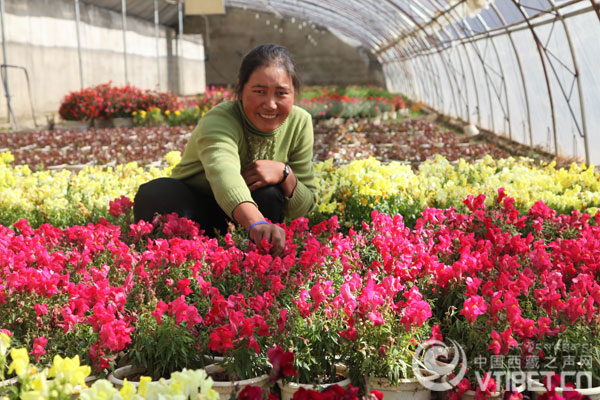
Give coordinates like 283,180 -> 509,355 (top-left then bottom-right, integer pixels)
1,189 -> 599,399
57,84 -> 234,126
57,83 -> 412,126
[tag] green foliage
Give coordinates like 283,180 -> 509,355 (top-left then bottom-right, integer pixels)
285,309 -> 345,384
133,107 -> 165,127
165,107 -> 202,127
124,312 -> 203,380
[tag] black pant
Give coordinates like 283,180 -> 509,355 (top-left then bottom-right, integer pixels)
133,177 -> 285,237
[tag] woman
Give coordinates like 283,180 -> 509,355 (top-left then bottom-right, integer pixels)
133,44 -> 317,257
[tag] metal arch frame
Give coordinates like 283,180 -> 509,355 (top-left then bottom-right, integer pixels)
376,8 -> 454,116
377,2 -> 464,120
592,0 -> 600,20
412,2 -> 473,122
543,0 -> 589,163
229,0 -> 401,50
228,2 -> 377,49
427,4 -> 482,126
473,12 -> 512,138
405,2 -> 466,120
388,2 -> 498,132
511,0 -> 566,159
404,4 -> 512,138
439,11 -> 502,135
489,3 -> 534,146
445,10 -> 497,133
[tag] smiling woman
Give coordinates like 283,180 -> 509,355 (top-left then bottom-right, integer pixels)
133,44 -> 317,256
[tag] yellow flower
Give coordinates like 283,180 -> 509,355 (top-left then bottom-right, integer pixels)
48,354 -> 90,386
119,378 -> 137,399
164,151 -> 181,168
174,110 -> 181,116
165,110 -> 171,115
79,379 -> 120,400
0,152 -> 14,165
137,375 -> 152,397
0,332 -> 10,356
8,348 -> 30,377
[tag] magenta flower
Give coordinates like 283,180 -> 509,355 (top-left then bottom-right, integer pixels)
31,336 -> 48,363
460,295 -> 488,323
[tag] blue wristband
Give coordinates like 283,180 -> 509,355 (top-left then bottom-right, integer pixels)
248,220 -> 270,240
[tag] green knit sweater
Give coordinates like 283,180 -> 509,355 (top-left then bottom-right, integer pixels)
170,100 -> 317,220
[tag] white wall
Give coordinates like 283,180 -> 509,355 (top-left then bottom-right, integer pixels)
0,0 -> 205,123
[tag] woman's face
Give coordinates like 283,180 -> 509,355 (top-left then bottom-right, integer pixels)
241,64 -> 295,132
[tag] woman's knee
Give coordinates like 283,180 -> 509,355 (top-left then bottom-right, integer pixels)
252,185 -> 285,222
133,177 -> 199,223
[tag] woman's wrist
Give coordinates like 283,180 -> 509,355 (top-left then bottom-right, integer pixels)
279,164 -> 297,197
248,220 -> 270,239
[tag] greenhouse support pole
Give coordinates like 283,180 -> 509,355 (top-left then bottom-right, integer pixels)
0,0 -> 14,126
121,0 -> 128,84
154,0 -> 161,90
178,1 -> 184,95
74,0 -> 84,89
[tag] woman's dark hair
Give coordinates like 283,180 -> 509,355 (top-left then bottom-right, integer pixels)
235,44 -> 301,98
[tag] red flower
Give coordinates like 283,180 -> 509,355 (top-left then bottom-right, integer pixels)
237,385 -> 263,400
371,390 -> 384,400
267,345 -> 298,383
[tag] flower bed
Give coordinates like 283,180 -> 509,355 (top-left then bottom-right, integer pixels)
58,82 -> 181,122
0,151 -> 179,228
0,126 -> 190,170
1,190 -> 599,398
313,119 -> 511,164
1,150 -> 598,230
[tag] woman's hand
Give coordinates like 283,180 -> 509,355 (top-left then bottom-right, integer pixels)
242,160 -> 297,197
242,160 -> 286,191
248,222 -> 286,257
233,202 -> 286,257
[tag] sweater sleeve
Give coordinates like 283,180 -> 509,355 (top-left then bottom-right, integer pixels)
195,109 -> 256,218
284,111 -> 317,219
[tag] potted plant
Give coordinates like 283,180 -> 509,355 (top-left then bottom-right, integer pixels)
110,310 -> 204,385
343,284 -> 434,400
57,88 -> 98,129
274,273 -> 356,400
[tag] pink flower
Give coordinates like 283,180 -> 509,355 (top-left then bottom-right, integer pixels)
31,336 -> 48,362
487,330 -> 502,355
277,309 -> 288,332
339,327 -> 358,341
152,301 -> 168,325
34,304 -> 48,316
460,295 -> 488,323
108,196 -> 133,218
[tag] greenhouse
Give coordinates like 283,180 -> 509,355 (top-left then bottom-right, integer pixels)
1,1 -> 600,400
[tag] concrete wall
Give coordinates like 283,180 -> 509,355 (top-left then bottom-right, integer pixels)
184,7 -> 384,88
0,0 -> 205,124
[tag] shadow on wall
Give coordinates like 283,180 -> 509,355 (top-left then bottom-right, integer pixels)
184,7 -> 385,87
